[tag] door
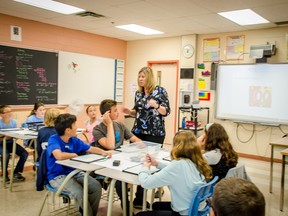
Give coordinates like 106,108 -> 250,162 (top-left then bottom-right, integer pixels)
149,62 -> 178,145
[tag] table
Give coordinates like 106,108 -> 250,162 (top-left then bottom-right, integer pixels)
56,159 -> 104,216
0,129 -> 37,190
269,136 -> 288,193
57,147 -> 170,216
280,148 -> 288,211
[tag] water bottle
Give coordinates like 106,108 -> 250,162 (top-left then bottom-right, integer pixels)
182,117 -> 186,129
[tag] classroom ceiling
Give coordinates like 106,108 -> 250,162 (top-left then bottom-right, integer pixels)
1,0 -> 288,41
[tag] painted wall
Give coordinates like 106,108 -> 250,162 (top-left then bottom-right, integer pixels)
125,27 -> 288,159
0,13 -> 127,128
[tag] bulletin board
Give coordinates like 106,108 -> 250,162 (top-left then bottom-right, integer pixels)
58,51 -> 115,104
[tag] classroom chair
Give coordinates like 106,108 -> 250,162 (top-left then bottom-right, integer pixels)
188,176 -> 218,216
225,162 -> 252,181
37,150 -> 81,215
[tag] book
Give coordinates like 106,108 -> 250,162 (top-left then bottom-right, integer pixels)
70,154 -> 107,163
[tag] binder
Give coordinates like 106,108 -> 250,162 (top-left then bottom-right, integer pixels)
123,164 -> 159,175
70,154 -> 107,163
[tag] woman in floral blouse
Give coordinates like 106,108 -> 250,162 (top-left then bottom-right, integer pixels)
123,66 -> 171,145
123,66 -> 171,207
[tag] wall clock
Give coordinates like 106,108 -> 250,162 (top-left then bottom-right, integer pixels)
182,44 -> 194,59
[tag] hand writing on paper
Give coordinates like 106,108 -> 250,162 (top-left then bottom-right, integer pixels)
144,153 -> 158,168
102,151 -> 112,158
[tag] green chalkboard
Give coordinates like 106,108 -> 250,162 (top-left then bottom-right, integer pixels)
0,45 -> 58,105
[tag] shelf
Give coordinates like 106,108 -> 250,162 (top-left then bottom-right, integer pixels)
178,106 -> 209,135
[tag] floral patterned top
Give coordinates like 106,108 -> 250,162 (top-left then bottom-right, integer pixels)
132,85 -> 170,137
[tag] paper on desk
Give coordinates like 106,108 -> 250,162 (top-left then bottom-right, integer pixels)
91,153 -> 141,171
123,164 -> 159,175
13,130 -> 38,136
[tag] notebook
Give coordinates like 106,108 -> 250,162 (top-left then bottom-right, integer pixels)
70,154 -> 107,163
123,164 -> 159,175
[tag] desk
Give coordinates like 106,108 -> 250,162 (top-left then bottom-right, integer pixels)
56,159 -> 104,216
0,129 -> 37,190
269,136 -> 288,193
280,148 -> 288,211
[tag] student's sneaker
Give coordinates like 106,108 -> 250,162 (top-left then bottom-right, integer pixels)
133,199 -> 150,209
5,176 -> 10,184
13,173 -> 25,182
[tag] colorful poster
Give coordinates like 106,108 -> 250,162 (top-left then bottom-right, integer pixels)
226,35 -> 245,60
198,78 -> 206,90
203,38 -> 220,62
198,91 -> 211,101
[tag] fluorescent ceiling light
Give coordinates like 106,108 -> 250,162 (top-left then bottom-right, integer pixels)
14,0 -> 85,15
116,24 -> 163,35
218,9 -> 269,25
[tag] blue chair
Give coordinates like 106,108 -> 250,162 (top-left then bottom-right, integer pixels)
188,176 -> 219,216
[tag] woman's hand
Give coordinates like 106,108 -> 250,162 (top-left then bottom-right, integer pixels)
147,99 -> 159,109
122,107 -> 136,117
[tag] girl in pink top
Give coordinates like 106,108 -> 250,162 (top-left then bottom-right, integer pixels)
85,105 -> 100,143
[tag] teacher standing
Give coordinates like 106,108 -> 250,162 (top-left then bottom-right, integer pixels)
124,66 -> 171,146
123,66 -> 171,207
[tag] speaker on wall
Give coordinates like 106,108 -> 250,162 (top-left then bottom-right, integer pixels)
180,68 -> 194,79
210,62 -> 218,90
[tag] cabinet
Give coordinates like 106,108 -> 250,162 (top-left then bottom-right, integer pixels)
178,106 -> 210,135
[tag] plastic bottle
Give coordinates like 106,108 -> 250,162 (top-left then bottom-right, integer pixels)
182,117 -> 186,129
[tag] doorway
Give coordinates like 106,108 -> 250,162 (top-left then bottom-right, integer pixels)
148,61 -> 179,145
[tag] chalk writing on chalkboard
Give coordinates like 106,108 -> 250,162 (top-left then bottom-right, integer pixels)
0,45 -> 58,105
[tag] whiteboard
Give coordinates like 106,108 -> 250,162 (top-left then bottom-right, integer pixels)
58,51 -> 115,104
216,63 -> 288,125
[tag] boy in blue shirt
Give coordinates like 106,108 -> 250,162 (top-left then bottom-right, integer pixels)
46,113 -> 112,216
0,105 -> 28,183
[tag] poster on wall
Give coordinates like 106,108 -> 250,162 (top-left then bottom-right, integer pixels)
226,35 -> 245,60
203,38 -> 220,62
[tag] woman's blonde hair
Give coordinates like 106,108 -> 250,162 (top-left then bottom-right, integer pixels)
44,108 -> 61,127
171,130 -> 212,181
138,66 -> 156,94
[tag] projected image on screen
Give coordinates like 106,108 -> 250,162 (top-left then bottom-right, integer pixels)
249,86 -> 272,108
216,64 -> 288,125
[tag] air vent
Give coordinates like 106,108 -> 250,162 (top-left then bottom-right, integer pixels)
275,21 -> 288,26
76,11 -> 105,18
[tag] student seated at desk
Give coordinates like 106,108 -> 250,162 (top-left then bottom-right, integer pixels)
36,108 -> 60,162
84,105 -> 100,143
0,105 -> 28,183
92,99 -> 141,214
22,102 -> 45,147
46,113 -> 112,216
198,123 -> 238,182
137,130 -> 212,216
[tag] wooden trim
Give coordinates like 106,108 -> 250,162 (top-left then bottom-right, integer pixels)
238,152 -> 282,163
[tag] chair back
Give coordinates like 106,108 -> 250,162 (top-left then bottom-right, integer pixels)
188,176 -> 218,216
226,162 -> 251,181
